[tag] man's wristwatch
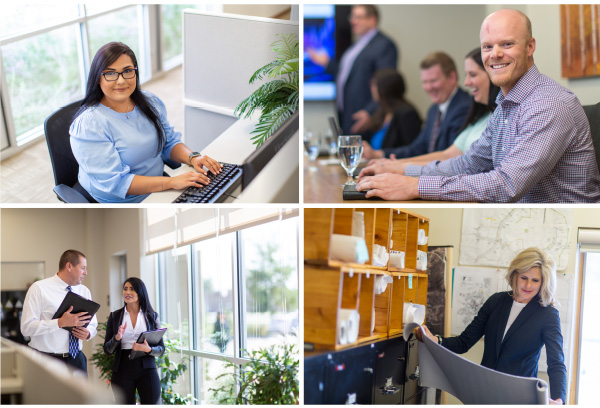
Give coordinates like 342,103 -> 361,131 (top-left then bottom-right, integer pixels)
435,334 -> 442,345
188,151 -> 202,166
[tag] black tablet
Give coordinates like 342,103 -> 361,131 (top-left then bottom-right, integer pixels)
52,291 -> 100,332
129,328 -> 167,360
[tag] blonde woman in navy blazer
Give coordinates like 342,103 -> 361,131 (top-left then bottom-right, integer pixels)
418,247 -> 567,404
104,277 -> 164,404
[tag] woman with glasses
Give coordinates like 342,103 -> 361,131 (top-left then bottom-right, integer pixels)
70,42 -> 222,203
104,277 -> 164,404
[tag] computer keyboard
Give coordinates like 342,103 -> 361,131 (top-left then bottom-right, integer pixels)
172,162 -> 243,203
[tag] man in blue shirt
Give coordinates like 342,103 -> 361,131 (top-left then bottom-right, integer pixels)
357,9 -> 600,203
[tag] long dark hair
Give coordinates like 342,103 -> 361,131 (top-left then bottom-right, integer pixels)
123,277 -> 155,315
74,42 -> 166,154
458,47 -> 500,133
370,69 -> 414,131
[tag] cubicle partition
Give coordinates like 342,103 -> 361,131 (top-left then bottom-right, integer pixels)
183,10 -> 299,150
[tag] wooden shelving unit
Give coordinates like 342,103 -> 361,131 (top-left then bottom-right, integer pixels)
304,208 -> 430,350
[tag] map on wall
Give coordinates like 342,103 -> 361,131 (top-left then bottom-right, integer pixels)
459,208 -> 573,270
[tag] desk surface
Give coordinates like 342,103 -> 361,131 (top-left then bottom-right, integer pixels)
143,117 -> 258,203
303,157 -> 467,204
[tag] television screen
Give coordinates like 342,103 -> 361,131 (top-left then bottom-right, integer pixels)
303,4 -> 336,101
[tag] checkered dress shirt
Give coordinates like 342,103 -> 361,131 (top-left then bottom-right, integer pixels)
406,65 -> 600,203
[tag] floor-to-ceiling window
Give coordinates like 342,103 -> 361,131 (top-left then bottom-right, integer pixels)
0,4 -> 220,157
153,211 -> 299,404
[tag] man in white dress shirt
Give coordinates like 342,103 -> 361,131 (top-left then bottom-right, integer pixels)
21,249 -> 98,374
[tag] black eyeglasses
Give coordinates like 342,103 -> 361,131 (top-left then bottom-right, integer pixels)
101,68 -> 137,82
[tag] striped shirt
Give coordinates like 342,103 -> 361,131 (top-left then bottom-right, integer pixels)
406,65 -> 600,203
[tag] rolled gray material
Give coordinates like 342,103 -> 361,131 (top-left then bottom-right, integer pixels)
403,322 -> 549,405
330,234 -> 369,264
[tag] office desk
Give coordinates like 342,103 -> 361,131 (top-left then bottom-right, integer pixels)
303,157 -> 469,204
143,117 -> 257,203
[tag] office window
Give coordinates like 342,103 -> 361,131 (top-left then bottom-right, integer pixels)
240,218 -> 299,353
0,5 -> 80,38
2,25 -> 83,142
192,235 -> 235,355
156,215 -> 298,403
577,251 -> 600,404
87,6 -> 141,63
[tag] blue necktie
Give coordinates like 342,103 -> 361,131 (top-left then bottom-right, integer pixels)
66,286 -> 79,359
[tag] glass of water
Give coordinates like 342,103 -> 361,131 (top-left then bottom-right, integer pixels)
304,131 -> 320,172
337,135 -> 363,185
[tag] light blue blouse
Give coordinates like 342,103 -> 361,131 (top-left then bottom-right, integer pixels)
70,91 -> 182,203
453,113 -> 490,153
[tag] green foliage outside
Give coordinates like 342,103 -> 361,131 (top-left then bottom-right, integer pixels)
235,33 -> 299,148
246,242 -> 298,315
209,343 -> 299,405
90,322 -> 194,404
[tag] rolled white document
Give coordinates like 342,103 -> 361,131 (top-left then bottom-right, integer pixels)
330,234 -> 370,264
389,251 -> 405,268
403,302 -> 426,327
417,250 -> 428,270
338,308 -> 360,344
371,308 -> 375,333
372,244 -> 390,267
352,211 -> 365,239
374,274 -> 394,295
418,229 -> 428,245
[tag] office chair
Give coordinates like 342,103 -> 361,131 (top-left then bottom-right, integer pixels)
583,102 -> 600,172
44,100 -> 182,203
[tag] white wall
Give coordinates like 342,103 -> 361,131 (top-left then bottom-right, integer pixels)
0,208 -> 151,384
304,4 -> 600,132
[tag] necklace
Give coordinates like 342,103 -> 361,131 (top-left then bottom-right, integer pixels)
103,98 -> 133,119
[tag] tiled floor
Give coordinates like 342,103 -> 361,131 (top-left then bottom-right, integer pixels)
0,66 -> 183,203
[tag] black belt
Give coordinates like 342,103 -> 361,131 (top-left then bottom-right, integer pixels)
43,351 -> 76,358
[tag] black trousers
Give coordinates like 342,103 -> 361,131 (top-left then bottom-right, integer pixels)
111,350 -> 161,404
43,350 -> 88,376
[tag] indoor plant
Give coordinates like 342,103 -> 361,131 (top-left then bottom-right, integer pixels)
209,343 -> 299,404
235,33 -> 299,148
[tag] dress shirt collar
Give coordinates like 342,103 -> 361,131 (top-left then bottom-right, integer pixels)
53,273 -> 71,290
438,87 -> 458,119
354,28 -> 378,47
496,64 -> 541,105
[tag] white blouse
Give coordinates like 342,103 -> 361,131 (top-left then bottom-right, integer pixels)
120,308 -> 148,350
502,300 -> 528,341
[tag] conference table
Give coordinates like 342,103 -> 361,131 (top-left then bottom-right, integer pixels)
303,156 -> 471,204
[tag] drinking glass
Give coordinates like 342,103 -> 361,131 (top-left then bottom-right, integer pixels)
337,135 -> 363,185
304,131 -> 320,172
323,129 -> 337,158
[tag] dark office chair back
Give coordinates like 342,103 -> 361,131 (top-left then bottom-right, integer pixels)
583,102 -> 600,171
44,100 -> 83,189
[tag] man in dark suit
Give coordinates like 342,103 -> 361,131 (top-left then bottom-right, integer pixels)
308,5 -> 398,135
362,52 -> 472,161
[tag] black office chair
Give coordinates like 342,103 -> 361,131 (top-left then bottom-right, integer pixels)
583,102 -> 600,172
45,100 -> 182,203
45,100 -> 95,203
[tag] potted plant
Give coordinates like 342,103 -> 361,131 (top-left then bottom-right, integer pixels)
90,322 -> 194,404
235,33 -> 299,148
209,343 -> 299,404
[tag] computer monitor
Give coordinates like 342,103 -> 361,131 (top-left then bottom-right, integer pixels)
242,111 -> 299,190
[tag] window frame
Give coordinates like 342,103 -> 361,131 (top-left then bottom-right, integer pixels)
155,217 -> 299,403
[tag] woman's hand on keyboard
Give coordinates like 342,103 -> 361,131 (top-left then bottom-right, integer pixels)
167,171 -> 211,190
191,155 -> 223,175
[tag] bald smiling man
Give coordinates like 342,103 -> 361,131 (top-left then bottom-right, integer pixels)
357,9 -> 600,203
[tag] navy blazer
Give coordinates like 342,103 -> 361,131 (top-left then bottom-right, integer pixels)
383,87 -> 472,158
326,31 -> 398,135
103,307 -> 165,373
442,292 -> 566,402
